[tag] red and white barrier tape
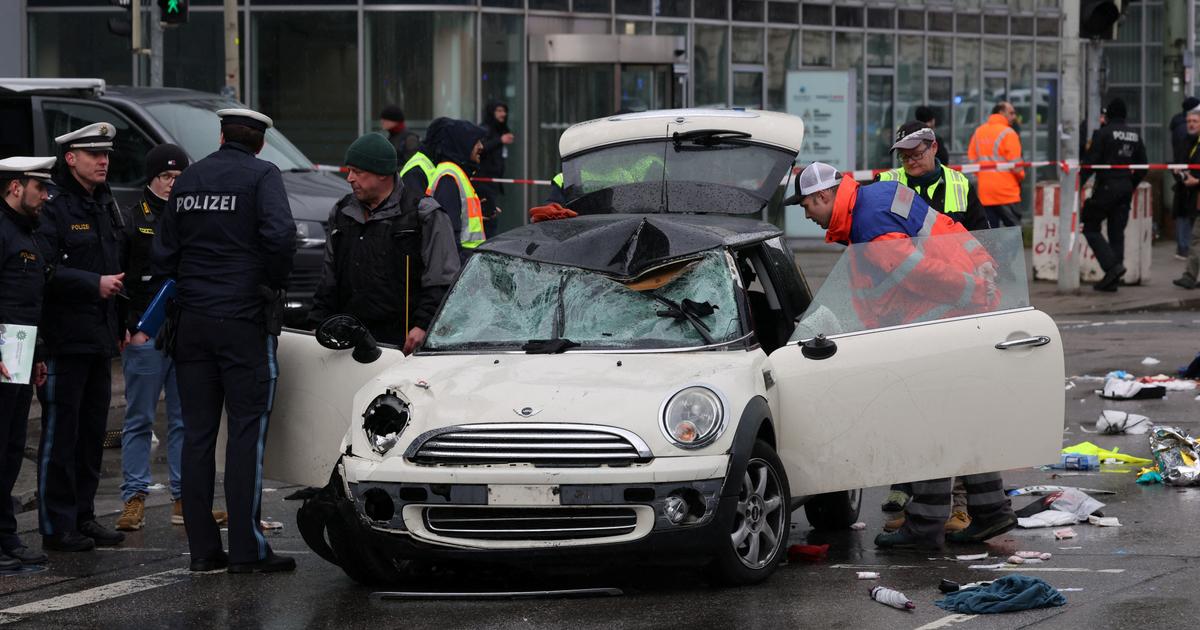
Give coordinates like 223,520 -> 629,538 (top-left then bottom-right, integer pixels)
312,163 -> 552,186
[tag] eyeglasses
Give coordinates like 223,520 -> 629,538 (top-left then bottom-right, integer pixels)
156,172 -> 178,182
898,144 -> 931,164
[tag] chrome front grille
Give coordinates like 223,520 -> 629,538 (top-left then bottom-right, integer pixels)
405,423 -> 653,466
424,506 -> 639,540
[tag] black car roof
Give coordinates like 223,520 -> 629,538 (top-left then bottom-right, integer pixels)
103,86 -> 229,104
479,214 -> 782,280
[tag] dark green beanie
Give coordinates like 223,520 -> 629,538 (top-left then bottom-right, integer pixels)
345,133 -> 397,175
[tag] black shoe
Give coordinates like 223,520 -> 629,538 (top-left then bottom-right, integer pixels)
873,530 -> 942,551
4,545 -> 48,565
190,551 -> 229,572
946,512 -> 1018,544
228,552 -> 296,574
78,520 -> 125,547
42,532 -> 95,552
0,553 -> 20,571
1174,276 -> 1197,289
1094,264 -> 1126,292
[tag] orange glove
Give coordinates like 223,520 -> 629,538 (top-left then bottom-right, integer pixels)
529,203 -> 578,223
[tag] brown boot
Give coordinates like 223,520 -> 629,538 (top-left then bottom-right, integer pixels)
116,494 -> 146,531
944,510 -> 971,533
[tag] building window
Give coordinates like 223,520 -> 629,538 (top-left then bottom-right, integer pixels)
618,20 -> 652,34
695,1 -> 728,20
867,8 -> 894,29
801,3 -> 831,26
694,24 -> 728,106
574,0 -> 611,13
656,0 -> 690,17
897,35 -> 924,124
253,11 -> 357,166
616,0 -> 651,14
928,11 -> 953,32
481,12 -> 525,234
733,1 -> 765,22
834,6 -> 863,28
767,28 -> 798,110
28,12 -> 133,85
866,33 -> 893,68
768,2 -> 798,24
802,30 -> 831,66
953,38 -> 981,154
733,27 -> 764,64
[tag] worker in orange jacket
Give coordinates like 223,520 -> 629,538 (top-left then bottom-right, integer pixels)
968,101 -> 1025,228
791,162 -> 1016,549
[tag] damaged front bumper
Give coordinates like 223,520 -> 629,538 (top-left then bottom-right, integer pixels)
297,456 -> 735,567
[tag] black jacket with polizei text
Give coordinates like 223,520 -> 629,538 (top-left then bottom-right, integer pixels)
37,171 -> 126,357
1083,118 -> 1149,193
0,201 -> 49,330
151,142 -> 297,323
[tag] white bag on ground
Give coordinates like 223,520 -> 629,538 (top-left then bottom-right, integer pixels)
1096,410 -> 1151,435
1017,510 -> 1078,529
1047,488 -> 1106,519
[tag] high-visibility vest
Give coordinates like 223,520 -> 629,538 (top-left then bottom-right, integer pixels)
400,151 -> 435,182
877,165 -> 969,217
426,162 -> 485,249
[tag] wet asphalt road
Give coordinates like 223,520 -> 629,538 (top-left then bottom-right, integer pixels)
1,312 -> 1198,629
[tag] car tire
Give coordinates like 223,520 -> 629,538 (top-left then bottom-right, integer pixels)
803,488 -> 863,530
325,513 -> 405,586
708,439 -> 791,586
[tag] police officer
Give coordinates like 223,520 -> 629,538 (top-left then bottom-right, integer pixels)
151,108 -> 297,573
1082,98 -> 1148,292
307,133 -> 460,354
878,122 -> 988,231
0,157 -> 56,568
37,123 -> 128,552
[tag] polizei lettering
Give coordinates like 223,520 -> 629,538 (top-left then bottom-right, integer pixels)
1111,130 -> 1140,142
176,194 -> 238,213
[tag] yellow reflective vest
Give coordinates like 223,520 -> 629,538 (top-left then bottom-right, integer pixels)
426,162 -> 485,249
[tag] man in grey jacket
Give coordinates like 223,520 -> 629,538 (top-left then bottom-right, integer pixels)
308,133 -> 460,354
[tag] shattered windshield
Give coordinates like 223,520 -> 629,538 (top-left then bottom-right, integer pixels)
791,227 -> 1030,340
561,139 -> 794,215
425,251 -> 744,351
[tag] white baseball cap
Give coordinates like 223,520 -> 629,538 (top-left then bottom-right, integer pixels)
784,162 -> 840,205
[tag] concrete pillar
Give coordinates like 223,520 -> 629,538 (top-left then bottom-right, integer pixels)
1059,0 -> 1083,292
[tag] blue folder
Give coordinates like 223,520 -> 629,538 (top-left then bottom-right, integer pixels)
136,279 -> 176,337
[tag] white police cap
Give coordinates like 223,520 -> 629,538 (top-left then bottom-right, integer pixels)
54,122 -> 116,152
0,156 -> 56,181
216,108 -> 273,132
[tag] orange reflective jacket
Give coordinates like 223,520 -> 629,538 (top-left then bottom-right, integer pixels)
967,114 -> 1025,206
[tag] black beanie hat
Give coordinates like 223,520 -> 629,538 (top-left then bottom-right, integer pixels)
145,143 -> 189,179
1104,98 -> 1127,120
1184,97 -> 1200,112
380,105 -> 405,123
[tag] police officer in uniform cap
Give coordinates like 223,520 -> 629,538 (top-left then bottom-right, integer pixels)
151,108 -> 297,573
37,122 -> 128,552
0,157 -> 56,567
1081,97 -> 1148,292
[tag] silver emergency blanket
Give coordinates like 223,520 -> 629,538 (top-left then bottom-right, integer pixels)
1148,427 -> 1200,486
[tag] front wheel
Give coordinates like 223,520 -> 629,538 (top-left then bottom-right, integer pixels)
708,440 -> 791,586
803,488 -> 863,530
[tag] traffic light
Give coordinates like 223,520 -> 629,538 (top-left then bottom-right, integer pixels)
1080,0 -> 1123,40
107,0 -> 132,37
158,0 -> 188,25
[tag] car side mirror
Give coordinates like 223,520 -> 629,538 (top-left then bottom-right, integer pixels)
800,334 -> 837,360
316,314 -> 382,364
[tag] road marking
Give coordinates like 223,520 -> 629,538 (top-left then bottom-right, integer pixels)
0,568 -> 194,625
914,614 -> 978,630
830,563 -> 924,569
996,567 -> 1124,573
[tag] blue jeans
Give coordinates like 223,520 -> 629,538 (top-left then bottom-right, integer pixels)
120,338 -> 183,502
1178,217 -> 1194,257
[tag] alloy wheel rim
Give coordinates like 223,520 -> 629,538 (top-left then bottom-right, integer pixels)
730,458 -> 785,569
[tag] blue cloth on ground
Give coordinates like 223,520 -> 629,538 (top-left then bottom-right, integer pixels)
935,575 -> 1067,614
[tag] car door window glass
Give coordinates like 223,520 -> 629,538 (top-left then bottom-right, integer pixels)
792,227 -> 1029,340
41,100 -> 155,188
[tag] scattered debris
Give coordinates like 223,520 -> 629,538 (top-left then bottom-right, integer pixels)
956,552 -> 989,561
936,575 -> 1067,614
870,586 -> 915,611
939,579 -> 962,593
1054,528 -> 1077,540
1088,515 -> 1121,527
1060,588 -> 1085,592
849,521 -> 867,531
969,563 -> 1007,570
1142,357 -> 1161,366
1008,485 -> 1117,497
1015,551 -> 1052,560
1005,556 -> 1046,565
261,519 -> 284,530
1101,378 -> 1166,400
1058,547 -> 1083,550
1017,510 -> 1077,529
787,544 -> 828,562
1149,427 -> 1200,486
857,571 -> 880,580
1062,442 -> 1153,466
1096,410 -> 1151,435
1052,453 -> 1099,470
1065,381 -> 1076,391
1136,468 -> 1164,485
1138,375 -> 1197,390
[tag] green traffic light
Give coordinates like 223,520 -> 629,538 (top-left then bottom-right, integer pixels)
167,0 -> 180,13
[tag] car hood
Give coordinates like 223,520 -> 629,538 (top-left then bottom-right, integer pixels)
354,351 -> 767,459
282,170 -> 350,222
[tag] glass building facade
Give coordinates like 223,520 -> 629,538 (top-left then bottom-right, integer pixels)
23,0 -> 1066,231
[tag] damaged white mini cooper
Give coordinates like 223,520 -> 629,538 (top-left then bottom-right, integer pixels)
268,110 -> 1065,586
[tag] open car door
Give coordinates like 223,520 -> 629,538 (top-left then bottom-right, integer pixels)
767,228 -> 1064,496
218,328 -> 405,488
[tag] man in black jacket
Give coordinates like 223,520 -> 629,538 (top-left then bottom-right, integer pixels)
152,108 -> 297,574
429,119 -> 487,261
477,100 -> 514,237
380,105 -> 419,168
36,123 -> 129,551
308,133 -> 460,354
1171,98 -> 1200,260
0,157 -> 55,568
1082,98 -> 1148,292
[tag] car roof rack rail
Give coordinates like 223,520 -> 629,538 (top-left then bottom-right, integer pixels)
0,78 -> 106,96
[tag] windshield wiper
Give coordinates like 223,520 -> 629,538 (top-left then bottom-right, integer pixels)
524,275 -> 577,354
672,129 -> 753,148
651,293 -> 717,345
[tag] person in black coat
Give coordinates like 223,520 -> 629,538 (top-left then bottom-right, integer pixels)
1081,98 -> 1148,292
1170,98 -> 1200,259
914,105 -> 951,166
477,100 -> 514,237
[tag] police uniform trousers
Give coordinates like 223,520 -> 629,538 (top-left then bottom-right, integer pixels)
898,473 -> 1013,543
0,383 -> 34,549
175,310 -> 277,564
1082,185 -> 1134,273
35,354 -> 111,536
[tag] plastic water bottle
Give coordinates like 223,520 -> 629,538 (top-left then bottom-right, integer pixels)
1053,453 -> 1099,470
870,586 -> 915,610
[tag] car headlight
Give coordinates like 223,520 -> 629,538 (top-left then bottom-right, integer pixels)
295,220 -> 326,248
362,390 -> 410,455
661,386 -> 726,449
